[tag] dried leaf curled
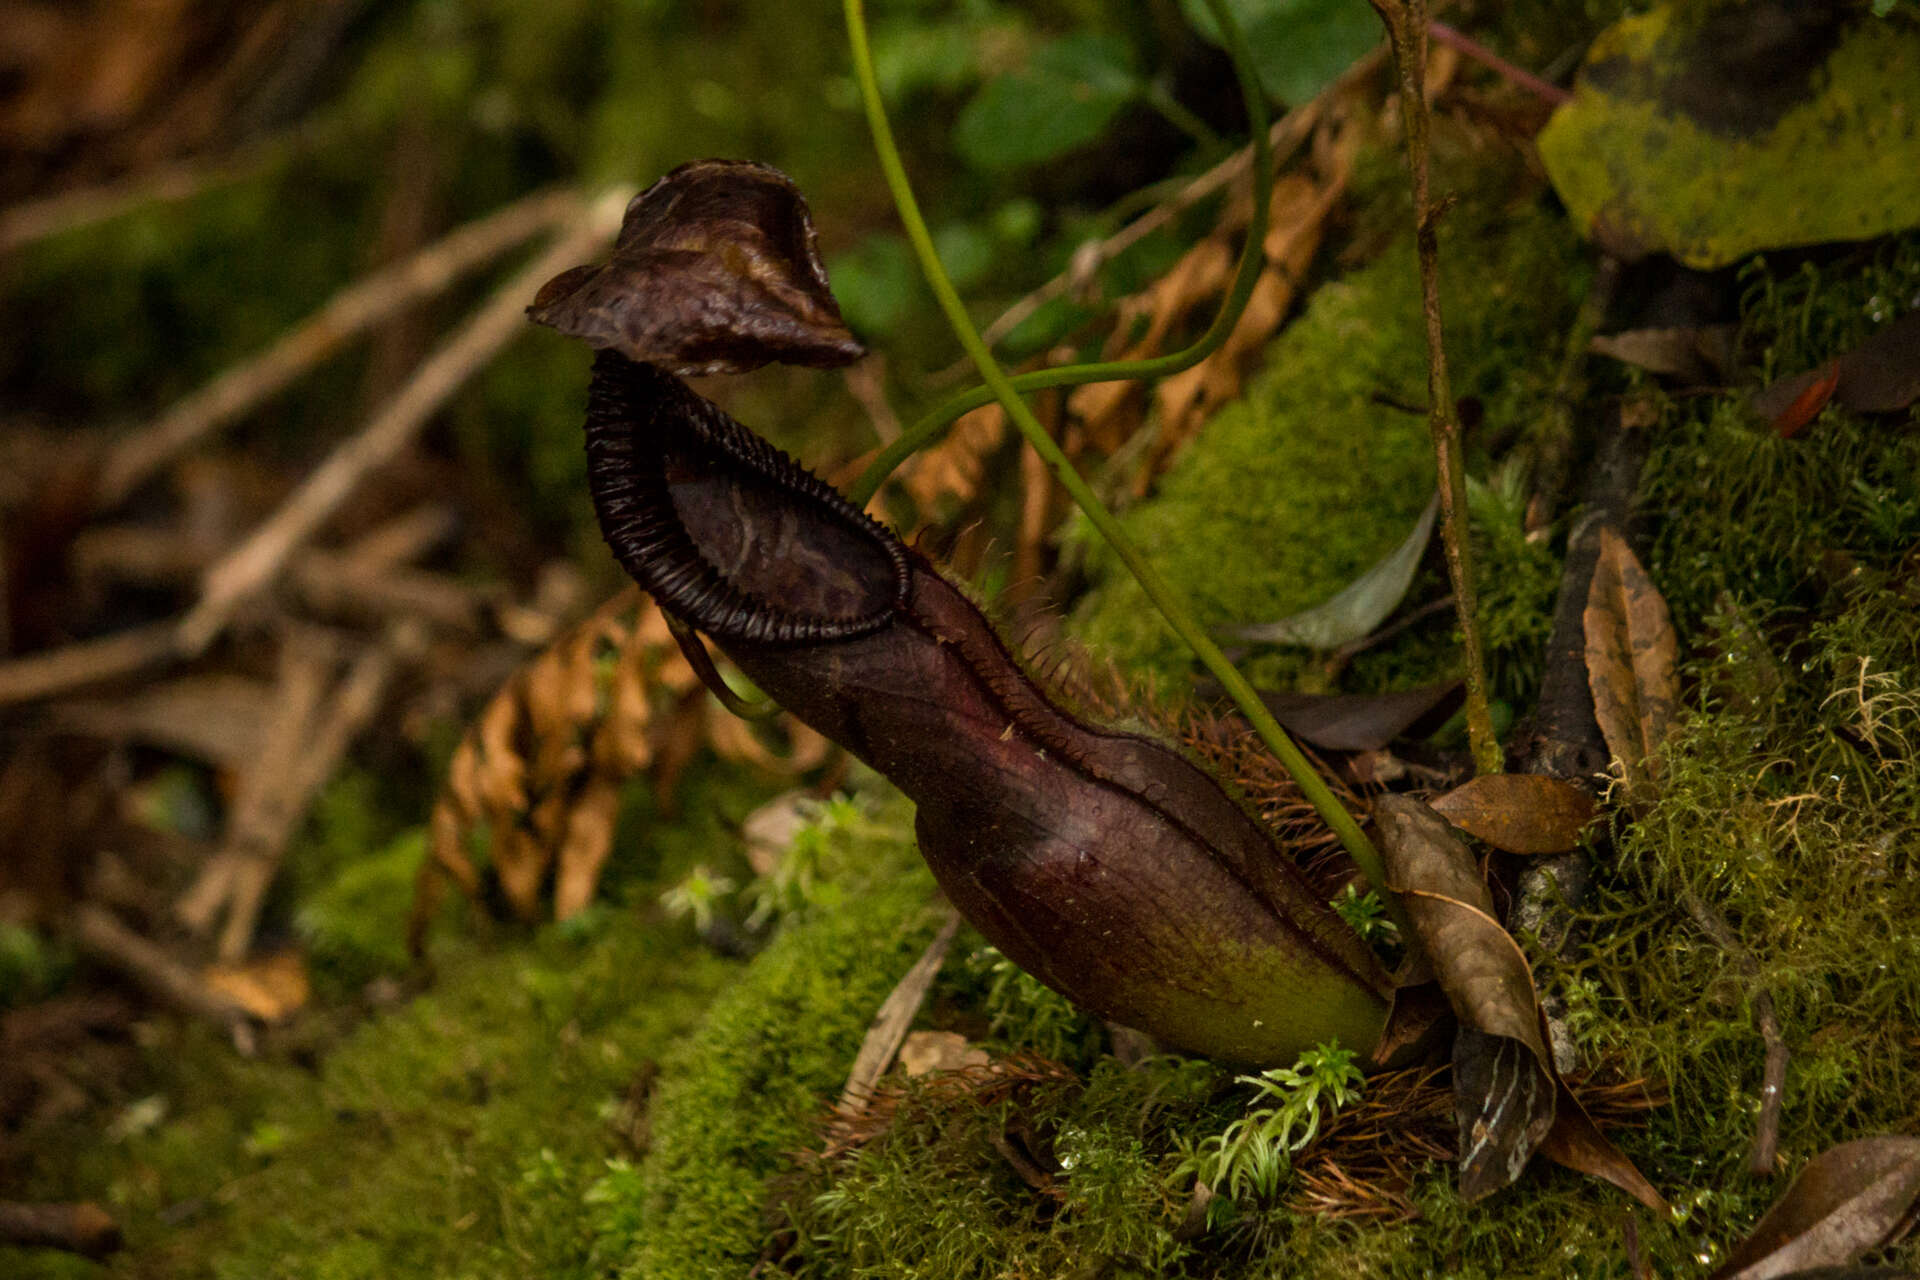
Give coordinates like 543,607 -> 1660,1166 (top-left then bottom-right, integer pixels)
1376,794 -> 1661,1208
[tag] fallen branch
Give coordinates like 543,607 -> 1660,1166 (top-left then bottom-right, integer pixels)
1508,411 -> 1651,1069
0,622 -> 179,708
177,622 -> 418,960
0,127 -> 316,256
71,904 -> 253,1051
96,186 -> 581,508
175,186 -> 633,657
837,909 -> 962,1116
0,1201 -> 121,1258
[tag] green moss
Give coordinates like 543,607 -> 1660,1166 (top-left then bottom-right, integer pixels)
1069,165 -> 1585,698
1641,234 -> 1920,636
3,911 -> 734,1280
619,816 -> 940,1277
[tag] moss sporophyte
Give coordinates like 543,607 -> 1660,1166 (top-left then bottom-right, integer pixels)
528,159 -> 1390,1065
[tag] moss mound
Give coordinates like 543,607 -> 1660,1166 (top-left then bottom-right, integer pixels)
1070,153 -> 1584,698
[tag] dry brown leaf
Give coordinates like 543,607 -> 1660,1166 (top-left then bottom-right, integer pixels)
1712,1137 -> 1920,1280
420,588 -> 835,932
1751,312 -> 1920,427
1376,795 -> 1662,1208
897,403 -> 1007,513
899,1030 -> 990,1077
1589,325 -> 1736,386
1583,526 -> 1679,803
1429,774 -> 1598,855
200,951 -> 308,1023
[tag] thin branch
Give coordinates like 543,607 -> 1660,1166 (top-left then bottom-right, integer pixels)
0,622 -> 179,708
71,904 -> 254,1051
0,128 -> 317,256
838,909 -> 962,1116
1427,20 -> 1572,106
175,187 -> 632,656
1370,0 -> 1502,776
1681,890 -> 1789,1176
96,186 -> 581,508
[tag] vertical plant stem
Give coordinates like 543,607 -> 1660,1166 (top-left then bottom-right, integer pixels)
843,0 -> 1399,906
1371,0 -> 1502,776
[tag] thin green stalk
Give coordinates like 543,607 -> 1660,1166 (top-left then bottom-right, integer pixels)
847,23 -> 1277,509
843,0 -> 1395,904
1370,0 -> 1501,776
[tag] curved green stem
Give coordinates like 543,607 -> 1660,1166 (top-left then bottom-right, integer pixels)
843,0 -> 1395,906
847,16 -> 1277,508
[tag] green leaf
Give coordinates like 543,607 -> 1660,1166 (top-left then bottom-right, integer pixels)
953,33 -> 1141,171
827,234 -> 923,337
1222,492 -> 1439,650
1180,0 -> 1379,105
1538,6 -> 1920,268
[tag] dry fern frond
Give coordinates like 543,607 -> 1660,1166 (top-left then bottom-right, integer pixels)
1067,110 -> 1363,492
413,588 -> 830,941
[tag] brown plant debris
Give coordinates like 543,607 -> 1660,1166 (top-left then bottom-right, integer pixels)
419,589 -> 830,932
1752,310 -> 1920,436
1289,1065 -> 1663,1221
1067,110 -> 1363,491
1583,525 -> 1680,804
837,910 -> 964,1116
814,1051 -> 1079,1164
1375,794 -> 1663,1209
1711,1137 -> 1920,1280
1428,773 -> 1599,855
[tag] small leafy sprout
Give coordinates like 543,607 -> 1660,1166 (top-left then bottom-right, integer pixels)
970,945 -> 1092,1062
660,866 -> 737,932
1176,1040 -> 1364,1209
1333,884 -> 1398,945
744,793 -> 871,929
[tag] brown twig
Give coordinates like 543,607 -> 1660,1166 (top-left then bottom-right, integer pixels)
0,1201 -> 121,1258
70,904 -> 254,1051
96,186 -> 581,509
177,623 -> 418,960
965,50 -> 1388,358
0,622 -> 180,708
1680,890 -> 1789,1176
836,909 -> 963,1116
175,186 -> 632,657
0,127 -> 317,256
1370,0 -> 1501,777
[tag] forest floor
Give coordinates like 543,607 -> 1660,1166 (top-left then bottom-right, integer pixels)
3,4 -> 1919,1278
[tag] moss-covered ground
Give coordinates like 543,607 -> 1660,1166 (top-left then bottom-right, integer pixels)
11,64 -> 1920,1280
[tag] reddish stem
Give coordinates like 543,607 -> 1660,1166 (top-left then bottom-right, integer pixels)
1428,20 -> 1573,107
